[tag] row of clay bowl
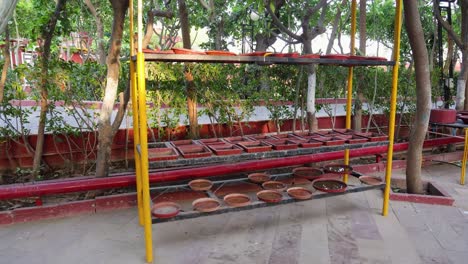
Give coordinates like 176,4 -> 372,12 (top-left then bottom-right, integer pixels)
151,176 -> 313,218
151,164 -> 381,219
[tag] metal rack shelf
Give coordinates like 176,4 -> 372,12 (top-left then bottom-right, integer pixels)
134,53 -> 395,66
149,140 -> 389,169
129,0 -> 403,261
151,172 -> 385,224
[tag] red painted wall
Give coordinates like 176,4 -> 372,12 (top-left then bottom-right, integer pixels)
0,114 -> 399,172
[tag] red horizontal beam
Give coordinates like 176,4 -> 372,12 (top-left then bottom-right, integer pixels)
0,137 -> 462,200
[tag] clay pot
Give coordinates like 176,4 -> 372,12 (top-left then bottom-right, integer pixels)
192,198 -> 220,212
359,176 -> 383,186
293,167 -> 323,180
151,202 -> 181,218
262,181 -> 287,192
287,187 -> 313,200
257,190 -> 283,203
248,172 -> 270,183
429,109 -> 456,124
223,193 -> 251,207
312,179 -> 347,193
188,179 -> 213,191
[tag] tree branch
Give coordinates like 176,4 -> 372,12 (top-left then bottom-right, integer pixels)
265,1 -> 302,41
303,0 -> 329,23
152,9 -> 174,18
112,81 -> 130,134
198,0 -> 210,10
271,31 -> 302,45
433,0 -> 463,49
310,2 -> 328,39
84,0 -> 106,65
142,10 -> 155,49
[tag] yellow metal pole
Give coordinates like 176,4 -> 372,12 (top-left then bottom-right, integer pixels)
129,0 -> 144,227
382,0 -> 403,216
137,0 -> 153,262
461,128 -> 468,185
344,0 -> 357,183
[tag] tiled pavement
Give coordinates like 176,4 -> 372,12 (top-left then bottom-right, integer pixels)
0,163 -> 467,264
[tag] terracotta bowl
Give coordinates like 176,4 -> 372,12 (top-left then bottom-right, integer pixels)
248,172 -> 271,183
262,181 -> 287,192
359,176 -> 383,186
256,190 -> 283,203
223,193 -> 251,207
192,198 -> 221,212
312,179 -> 347,193
293,167 -> 324,180
323,164 -> 353,175
205,50 -> 237,56
151,202 -> 181,218
287,187 -> 313,200
172,48 -> 206,55
188,179 -> 213,191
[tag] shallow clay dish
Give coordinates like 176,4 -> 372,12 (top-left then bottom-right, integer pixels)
300,54 -> 320,59
188,179 -> 213,191
359,176 -> 383,186
143,49 -> 175,54
257,190 -> 283,203
323,164 -> 353,175
293,167 -> 324,180
262,181 -> 287,192
248,172 -> 271,183
348,55 -> 366,60
366,56 -> 387,61
151,202 -> 181,218
172,48 -> 206,55
242,51 -> 272,57
224,193 -> 251,207
287,187 -> 313,200
271,52 -> 299,58
192,198 -> 221,212
312,179 -> 347,193
320,54 -> 350,60
205,50 -> 237,56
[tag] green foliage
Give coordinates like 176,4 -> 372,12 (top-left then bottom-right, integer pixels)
0,66 -> 32,141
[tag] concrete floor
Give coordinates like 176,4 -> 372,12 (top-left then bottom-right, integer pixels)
1,163 -> 468,264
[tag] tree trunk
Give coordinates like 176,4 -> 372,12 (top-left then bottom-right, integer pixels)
84,0 -> 106,65
95,0 -> 129,177
178,0 -> 199,138
31,0 -> 67,179
404,0 -> 430,194
353,0 -> 366,132
0,0 -> 18,34
454,0 -> 468,110
303,37 -> 318,132
142,10 -> 155,49
462,50 -> 468,110
306,65 -> 318,132
0,28 -> 10,103
461,0 -> 468,110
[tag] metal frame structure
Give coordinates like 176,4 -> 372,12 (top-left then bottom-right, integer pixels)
429,121 -> 468,185
129,0 -> 403,262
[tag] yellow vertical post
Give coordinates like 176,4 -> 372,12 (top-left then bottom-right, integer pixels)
382,0 -> 403,216
461,128 -> 468,185
129,0 -> 144,227
136,0 -> 153,262
344,0 -> 357,183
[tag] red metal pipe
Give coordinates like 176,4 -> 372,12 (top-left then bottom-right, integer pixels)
0,137 -> 462,200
